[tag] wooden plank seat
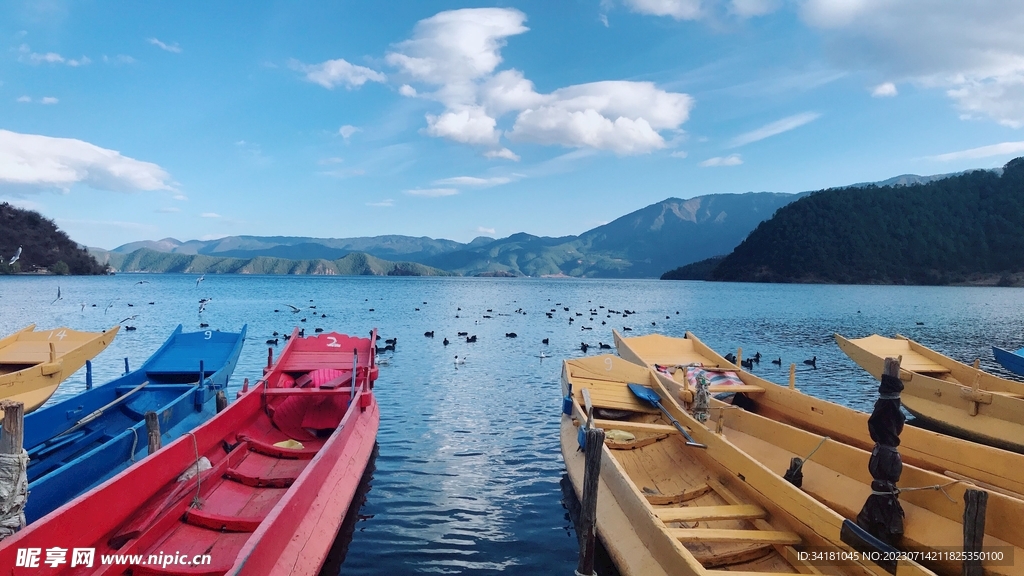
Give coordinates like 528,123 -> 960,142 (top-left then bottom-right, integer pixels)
656,504 -> 767,523
708,384 -> 764,394
693,544 -> 775,569
224,467 -> 296,488
262,387 -> 354,397
670,528 -> 801,545
184,508 -> 266,532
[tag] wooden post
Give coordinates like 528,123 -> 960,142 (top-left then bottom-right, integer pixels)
215,391 -> 228,413
577,426 -> 605,576
86,360 -> 93,390
145,411 -> 161,455
267,347 -> 274,370
962,489 -> 988,576
124,357 -> 130,375
973,358 -> 980,370
237,377 -> 249,400
49,342 -> 56,363
736,347 -> 743,368
789,363 -> 796,389
0,401 -> 24,456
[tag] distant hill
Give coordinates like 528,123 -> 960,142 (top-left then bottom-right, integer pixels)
92,248 -> 451,276
109,192 -> 804,278
696,157 -> 1024,285
0,203 -> 105,275
661,255 -> 724,280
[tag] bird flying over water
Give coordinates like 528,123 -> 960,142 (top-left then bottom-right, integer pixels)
119,315 -> 138,324
285,304 -> 301,313
104,298 -> 118,314
51,286 -> 62,305
135,280 -> 150,285
8,246 -> 21,265
196,274 -> 205,287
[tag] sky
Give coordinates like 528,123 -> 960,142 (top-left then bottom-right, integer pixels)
2,1 -> 1024,249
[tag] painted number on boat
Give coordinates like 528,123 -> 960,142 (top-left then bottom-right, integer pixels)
605,358 -> 613,371
48,330 -> 67,340
326,336 -> 341,348
204,331 -> 212,340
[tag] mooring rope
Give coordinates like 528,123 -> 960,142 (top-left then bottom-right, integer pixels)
790,435 -> 829,474
187,432 -> 203,509
126,427 -> 139,463
871,479 -> 961,503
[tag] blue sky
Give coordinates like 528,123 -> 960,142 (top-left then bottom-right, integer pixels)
2,1 -> 1024,249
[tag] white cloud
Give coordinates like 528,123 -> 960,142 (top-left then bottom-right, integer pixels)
338,125 -> 361,140
200,212 -> 221,218
29,51 -> 64,64
729,112 -> 821,147
366,199 -> 395,207
799,1 -> 1024,127
148,38 -> 181,53
318,157 -> 345,165
388,9 -> 693,157
40,97 -> 58,105
433,176 -> 512,186
624,0 -> 703,20
293,58 -> 386,90
0,129 -> 173,193
172,193 -> 188,201
929,141 -> 1024,162
156,207 -> 180,213
477,226 -> 496,235
872,82 -> 898,97
107,54 -> 136,65
16,96 -> 31,103
701,154 -> 743,167
405,188 -> 458,197
484,148 -> 521,161
599,13 -> 610,27
66,56 -> 90,67
399,84 -> 418,97
670,150 -> 688,158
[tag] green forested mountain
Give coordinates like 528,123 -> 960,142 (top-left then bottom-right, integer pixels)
682,158 -> 1024,285
91,248 -> 450,276
0,203 -> 106,275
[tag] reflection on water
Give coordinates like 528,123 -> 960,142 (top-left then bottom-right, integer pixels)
1,275 -> 1022,574
559,475 -> 620,576
321,444 -> 379,575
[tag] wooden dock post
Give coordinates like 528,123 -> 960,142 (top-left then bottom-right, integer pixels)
145,411 -> 161,455
215,390 -> 228,413
962,489 -> 988,576
86,360 -> 93,389
124,357 -> 130,375
577,426 -> 605,576
856,356 -> 905,545
789,363 -> 796,389
0,400 -> 27,539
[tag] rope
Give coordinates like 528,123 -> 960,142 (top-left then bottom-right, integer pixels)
790,436 -> 829,474
871,480 -> 961,503
187,432 -> 203,510
127,427 -> 139,463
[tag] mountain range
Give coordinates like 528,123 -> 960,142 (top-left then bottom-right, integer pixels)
93,191 -> 806,278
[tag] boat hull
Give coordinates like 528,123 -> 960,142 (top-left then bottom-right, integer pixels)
615,330 -> 1024,499
836,334 -> 1024,453
0,325 -> 119,413
993,346 -> 1024,377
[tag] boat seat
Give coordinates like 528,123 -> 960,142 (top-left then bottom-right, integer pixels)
670,528 -> 801,545
656,504 -> 766,523
238,435 -> 318,459
573,378 -> 659,414
224,467 -> 296,488
708,384 -> 764,394
184,508 -> 265,532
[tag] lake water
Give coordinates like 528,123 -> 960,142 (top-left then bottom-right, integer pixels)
2,275 -> 1023,574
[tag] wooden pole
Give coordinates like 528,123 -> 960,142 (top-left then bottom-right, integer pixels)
577,427 -> 604,576
736,347 -> 743,368
0,401 -> 24,456
86,360 -> 93,389
145,411 -> 161,455
48,342 -> 56,364
124,357 -> 130,375
215,391 -> 228,413
962,489 -> 988,576
789,363 -> 796,389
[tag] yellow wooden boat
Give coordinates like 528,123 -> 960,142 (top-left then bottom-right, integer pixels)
836,334 -> 1024,453
612,332 -> 1024,576
615,330 -> 1024,499
0,324 -> 119,413
561,354 -> 933,576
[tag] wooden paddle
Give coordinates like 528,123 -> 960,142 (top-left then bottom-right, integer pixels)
54,380 -> 151,439
627,383 -> 707,449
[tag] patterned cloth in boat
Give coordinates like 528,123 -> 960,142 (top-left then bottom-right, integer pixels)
654,362 -> 744,389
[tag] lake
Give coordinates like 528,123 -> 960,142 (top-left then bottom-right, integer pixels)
2,275 -> 1023,574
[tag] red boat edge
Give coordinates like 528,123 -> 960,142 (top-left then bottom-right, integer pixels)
0,327 -> 380,576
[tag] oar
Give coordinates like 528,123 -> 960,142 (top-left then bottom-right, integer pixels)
54,380 -> 151,439
627,383 -> 707,449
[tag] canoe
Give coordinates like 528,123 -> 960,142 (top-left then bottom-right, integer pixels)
13,324 -> 246,523
561,354 -> 932,576
0,324 -> 119,413
836,333 -> 1024,453
992,346 -> 1024,377
614,330 -> 1024,499
0,327 -> 379,575
614,332 -> 1024,576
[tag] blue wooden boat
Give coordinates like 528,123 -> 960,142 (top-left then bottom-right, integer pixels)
993,345 -> 1024,376
17,324 -> 246,523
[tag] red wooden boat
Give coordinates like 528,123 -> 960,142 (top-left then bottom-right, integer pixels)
0,328 -> 379,575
